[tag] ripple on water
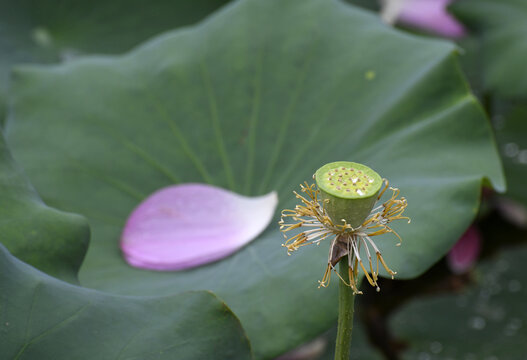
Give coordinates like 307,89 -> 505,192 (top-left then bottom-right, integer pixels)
519,150 -> 527,164
504,142 -> 519,157
429,341 -> 443,354
504,317 -> 522,336
507,279 -> 522,293
469,316 -> 486,330
417,352 -> 431,360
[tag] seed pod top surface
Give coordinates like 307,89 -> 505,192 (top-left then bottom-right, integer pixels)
315,161 -> 382,200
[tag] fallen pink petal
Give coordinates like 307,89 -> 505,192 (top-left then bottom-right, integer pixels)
121,183 -> 278,271
446,226 -> 481,274
396,0 -> 466,38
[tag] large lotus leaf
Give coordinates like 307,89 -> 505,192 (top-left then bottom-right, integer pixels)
0,244 -> 252,360
6,0 -> 504,358
451,0 -> 527,98
0,131 -> 89,283
0,0 -> 229,123
391,244 -> 527,359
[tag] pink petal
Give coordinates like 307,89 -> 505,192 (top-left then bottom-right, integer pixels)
121,184 -> 278,271
446,226 -> 481,274
398,0 -> 466,38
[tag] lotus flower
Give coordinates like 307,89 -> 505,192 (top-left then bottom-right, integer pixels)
446,225 -> 481,274
381,0 -> 466,38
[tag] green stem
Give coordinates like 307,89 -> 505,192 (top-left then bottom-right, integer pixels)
334,256 -> 355,360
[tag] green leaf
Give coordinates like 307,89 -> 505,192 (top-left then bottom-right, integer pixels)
0,132 -> 89,283
391,245 -> 527,359
0,244 -> 252,360
0,0 -> 229,123
451,0 -> 527,98
6,0 -> 504,358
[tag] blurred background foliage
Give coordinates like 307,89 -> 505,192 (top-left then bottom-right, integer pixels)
1,0 -> 526,359
0,0 -> 229,124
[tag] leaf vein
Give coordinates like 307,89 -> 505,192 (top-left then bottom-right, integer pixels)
258,38 -> 321,193
15,303 -> 91,359
145,91 -> 213,184
200,61 -> 236,190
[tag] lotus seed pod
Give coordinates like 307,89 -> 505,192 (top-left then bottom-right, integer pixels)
315,161 -> 383,228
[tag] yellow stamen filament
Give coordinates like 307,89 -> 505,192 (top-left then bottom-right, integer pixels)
280,179 -> 409,294
377,252 -> 397,278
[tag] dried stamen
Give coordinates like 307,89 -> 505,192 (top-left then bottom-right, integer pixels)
280,177 -> 409,294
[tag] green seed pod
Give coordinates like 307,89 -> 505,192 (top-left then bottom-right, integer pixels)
315,161 -> 383,228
